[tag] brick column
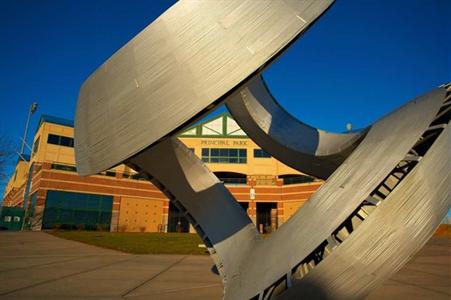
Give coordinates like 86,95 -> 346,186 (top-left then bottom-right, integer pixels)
161,199 -> 169,233
110,196 -> 121,232
31,189 -> 47,231
248,201 -> 257,225
277,202 -> 284,227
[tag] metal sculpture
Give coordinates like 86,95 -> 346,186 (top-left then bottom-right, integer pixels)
74,1 -> 450,299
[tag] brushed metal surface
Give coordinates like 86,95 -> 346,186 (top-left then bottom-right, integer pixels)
123,87 -> 447,300
75,0 -> 334,176
224,87 -> 446,299
128,137 -> 260,286
226,75 -> 367,179
74,1 -> 450,299
279,122 -> 450,300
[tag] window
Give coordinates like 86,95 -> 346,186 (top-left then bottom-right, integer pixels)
280,174 -> 314,185
98,171 -> 116,177
60,136 -> 74,147
201,148 -> 247,164
51,163 -> 77,172
131,173 -> 148,181
105,171 -> 116,177
47,134 -> 60,145
47,134 -> 74,148
32,137 -> 40,156
254,149 -> 271,158
214,172 -> 247,185
42,190 -> 113,230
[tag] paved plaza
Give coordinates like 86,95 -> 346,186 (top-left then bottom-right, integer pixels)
0,232 -> 449,300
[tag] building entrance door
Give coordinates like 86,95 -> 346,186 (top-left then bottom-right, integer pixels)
167,201 -> 190,233
256,202 -> 277,233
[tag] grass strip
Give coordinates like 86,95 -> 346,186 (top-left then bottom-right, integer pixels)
48,231 -> 208,255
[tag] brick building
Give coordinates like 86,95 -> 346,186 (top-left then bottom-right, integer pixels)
2,114 -> 322,233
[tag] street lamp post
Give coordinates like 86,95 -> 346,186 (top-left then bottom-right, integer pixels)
20,102 -> 38,155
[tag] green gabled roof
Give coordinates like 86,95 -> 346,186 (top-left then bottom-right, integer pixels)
178,112 -> 247,138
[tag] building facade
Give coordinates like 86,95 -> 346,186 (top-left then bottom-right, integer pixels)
2,113 -> 323,233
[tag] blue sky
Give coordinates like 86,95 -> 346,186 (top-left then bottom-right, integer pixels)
0,0 -> 450,195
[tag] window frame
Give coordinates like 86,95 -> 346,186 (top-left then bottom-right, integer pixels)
201,147 -> 247,164
47,134 -> 74,148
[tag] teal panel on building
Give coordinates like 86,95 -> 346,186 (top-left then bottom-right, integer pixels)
0,207 -> 25,231
42,191 -> 113,230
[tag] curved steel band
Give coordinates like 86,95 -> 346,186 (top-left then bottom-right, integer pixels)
74,0 -> 451,299
126,87 -> 449,299
226,75 -> 368,179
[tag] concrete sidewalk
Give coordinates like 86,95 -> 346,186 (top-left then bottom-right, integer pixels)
0,232 -> 448,300
367,236 -> 450,300
0,232 -> 222,300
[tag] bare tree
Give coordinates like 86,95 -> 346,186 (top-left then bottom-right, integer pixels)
0,133 -> 14,182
